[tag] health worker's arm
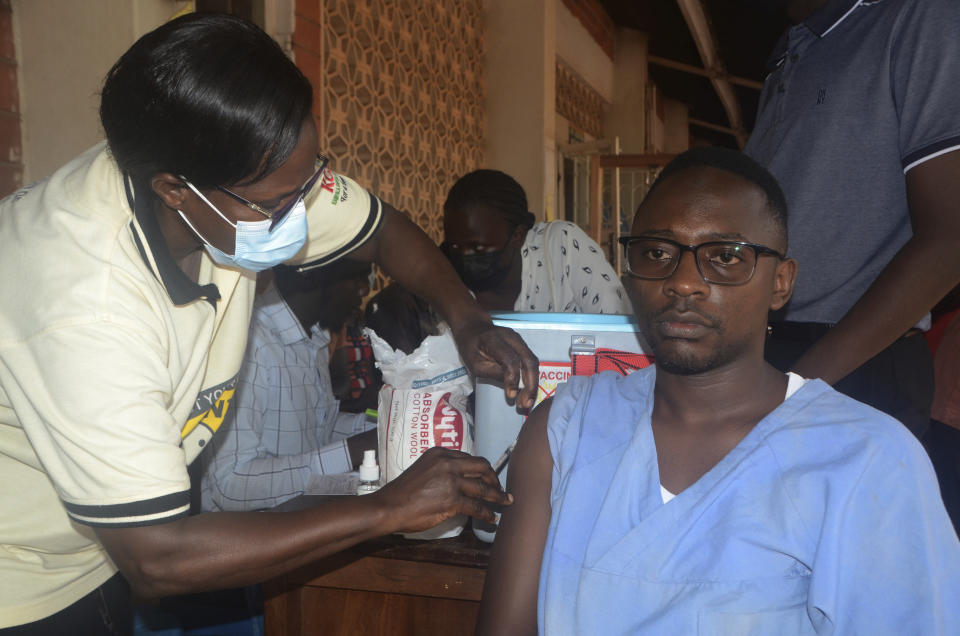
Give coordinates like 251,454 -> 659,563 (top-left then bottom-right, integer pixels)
790,150 -> 960,384
97,447 -> 511,598
476,398 -> 554,636
24,321 -> 512,599
349,203 -> 539,408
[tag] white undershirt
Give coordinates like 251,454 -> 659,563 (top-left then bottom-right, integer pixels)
660,373 -> 808,504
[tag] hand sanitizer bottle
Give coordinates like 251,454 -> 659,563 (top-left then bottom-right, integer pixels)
356,449 -> 380,495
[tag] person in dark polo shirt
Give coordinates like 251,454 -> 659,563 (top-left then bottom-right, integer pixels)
745,0 -> 960,438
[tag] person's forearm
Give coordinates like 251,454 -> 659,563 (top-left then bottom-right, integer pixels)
98,495 -> 389,597
349,203 -> 540,407
98,448 -> 513,599
357,205 -> 491,333
791,234 -> 960,384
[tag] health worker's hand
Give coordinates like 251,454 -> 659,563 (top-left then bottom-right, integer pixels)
374,447 -> 514,534
451,320 -> 539,409
331,204 -> 539,409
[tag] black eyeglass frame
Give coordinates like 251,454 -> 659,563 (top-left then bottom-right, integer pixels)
618,235 -> 784,286
216,154 -> 329,230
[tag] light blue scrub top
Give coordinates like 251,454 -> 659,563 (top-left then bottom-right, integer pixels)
539,368 -> 960,635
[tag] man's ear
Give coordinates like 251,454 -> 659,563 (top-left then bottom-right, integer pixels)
150,172 -> 191,211
770,257 -> 798,311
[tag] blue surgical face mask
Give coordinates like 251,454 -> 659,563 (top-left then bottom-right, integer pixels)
177,179 -> 308,272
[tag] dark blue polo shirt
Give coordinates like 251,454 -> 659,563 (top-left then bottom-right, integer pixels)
745,0 -> 960,325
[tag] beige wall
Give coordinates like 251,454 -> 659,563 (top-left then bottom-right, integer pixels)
487,0 -> 629,222
12,0 -> 185,182
645,87 -> 690,155
662,97 -> 690,154
484,0 -> 557,222
606,28 -> 648,154
555,1 -> 613,104
12,0 -> 294,183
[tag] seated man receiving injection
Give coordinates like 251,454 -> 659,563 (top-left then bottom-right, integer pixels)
477,148 -> 960,635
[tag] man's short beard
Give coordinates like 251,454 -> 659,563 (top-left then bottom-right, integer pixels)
654,347 -> 730,375
642,324 -> 748,376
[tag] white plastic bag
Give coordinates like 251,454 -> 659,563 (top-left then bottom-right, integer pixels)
365,324 -> 474,540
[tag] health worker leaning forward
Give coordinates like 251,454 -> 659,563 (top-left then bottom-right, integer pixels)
0,13 -> 535,633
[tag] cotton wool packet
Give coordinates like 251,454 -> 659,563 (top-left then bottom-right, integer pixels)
365,324 -> 474,540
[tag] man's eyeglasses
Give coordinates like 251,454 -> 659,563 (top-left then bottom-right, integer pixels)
217,154 -> 329,230
618,235 -> 784,286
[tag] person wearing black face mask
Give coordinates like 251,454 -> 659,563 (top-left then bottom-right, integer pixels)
442,169 -> 630,314
445,229 -> 518,293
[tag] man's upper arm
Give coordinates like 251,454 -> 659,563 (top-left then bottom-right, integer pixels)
894,0 -> 960,248
905,150 -> 960,248
894,0 -> 960,174
476,399 -> 554,636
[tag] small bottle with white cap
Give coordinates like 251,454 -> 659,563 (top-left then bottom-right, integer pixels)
356,449 -> 380,496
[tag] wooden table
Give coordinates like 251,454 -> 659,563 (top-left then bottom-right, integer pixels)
264,498 -> 491,636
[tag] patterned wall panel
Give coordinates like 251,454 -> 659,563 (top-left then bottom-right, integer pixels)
556,59 -> 607,139
297,0 -> 486,244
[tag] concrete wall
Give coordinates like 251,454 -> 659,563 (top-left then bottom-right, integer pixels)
556,1 -> 613,104
662,97 -> 690,154
605,28 -> 648,153
486,0 -> 623,222
11,0 -> 182,182
0,0 -> 21,197
11,1 -> 296,184
484,0 -> 556,221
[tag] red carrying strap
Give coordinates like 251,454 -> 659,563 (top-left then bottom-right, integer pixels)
571,348 -> 655,377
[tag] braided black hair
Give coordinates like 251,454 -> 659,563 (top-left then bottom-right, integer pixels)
443,169 -> 536,229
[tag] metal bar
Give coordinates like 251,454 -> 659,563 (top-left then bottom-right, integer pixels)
673,0 -> 749,147
557,139 -> 614,155
598,154 -> 676,169
648,55 -> 764,91
689,117 -> 738,136
589,156 -> 602,244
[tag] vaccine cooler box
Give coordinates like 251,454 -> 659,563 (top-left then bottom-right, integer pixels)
473,312 -> 649,541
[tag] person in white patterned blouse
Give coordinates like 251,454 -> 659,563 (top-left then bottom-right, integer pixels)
442,169 -> 630,315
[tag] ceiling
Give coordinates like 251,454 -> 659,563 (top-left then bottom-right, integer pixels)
597,0 -> 790,148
